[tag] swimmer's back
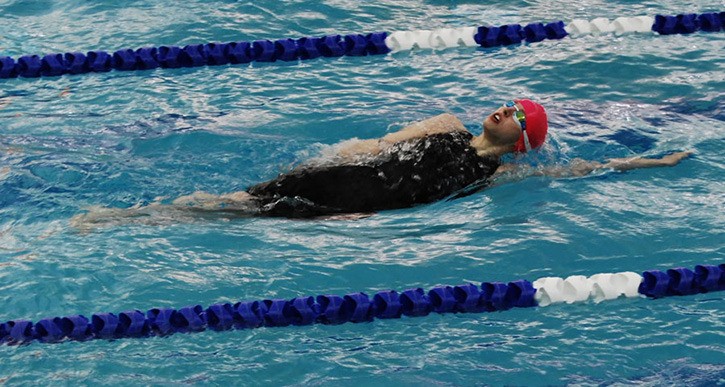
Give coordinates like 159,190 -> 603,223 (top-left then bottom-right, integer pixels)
247,131 -> 499,217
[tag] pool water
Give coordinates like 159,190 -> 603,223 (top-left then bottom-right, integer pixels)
1,0 -> 724,384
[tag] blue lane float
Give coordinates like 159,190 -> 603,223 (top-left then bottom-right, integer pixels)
0,11 -> 722,80
0,263 -> 722,346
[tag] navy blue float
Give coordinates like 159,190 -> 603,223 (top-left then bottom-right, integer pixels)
695,13 -> 721,32
17,55 -> 42,77
135,48 -> 160,70
0,56 -> 17,78
64,52 -> 87,74
87,51 -> 112,72
523,23 -> 548,43
203,43 -> 229,66
40,54 -> 65,76
181,44 -> 207,67
157,46 -> 182,68
1,264 -> 721,346
297,37 -> 322,59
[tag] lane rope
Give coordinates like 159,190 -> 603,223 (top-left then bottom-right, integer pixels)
1,263 -> 722,345
0,12 -> 722,79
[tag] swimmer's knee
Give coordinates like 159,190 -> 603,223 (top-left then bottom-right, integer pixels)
220,191 -> 253,201
172,191 -> 214,205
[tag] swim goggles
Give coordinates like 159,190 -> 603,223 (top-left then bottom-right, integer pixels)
504,100 -> 531,152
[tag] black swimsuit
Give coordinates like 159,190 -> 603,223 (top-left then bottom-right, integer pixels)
247,131 -> 500,217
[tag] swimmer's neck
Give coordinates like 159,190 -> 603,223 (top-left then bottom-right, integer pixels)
470,134 -> 515,158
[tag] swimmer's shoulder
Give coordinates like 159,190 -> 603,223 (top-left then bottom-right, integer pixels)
382,113 -> 468,144
412,113 -> 468,134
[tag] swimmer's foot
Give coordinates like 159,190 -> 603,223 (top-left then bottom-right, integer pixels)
660,150 -> 693,166
69,204 -> 156,233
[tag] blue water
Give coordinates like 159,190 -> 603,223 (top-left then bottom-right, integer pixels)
1,0 -> 724,384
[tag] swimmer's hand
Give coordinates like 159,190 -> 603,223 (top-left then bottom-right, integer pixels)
604,151 -> 693,171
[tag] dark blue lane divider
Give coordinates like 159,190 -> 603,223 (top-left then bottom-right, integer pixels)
0,32 -> 389,80
1,264 -> 722,346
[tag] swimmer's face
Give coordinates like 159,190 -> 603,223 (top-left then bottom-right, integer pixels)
483,101 -> 525,146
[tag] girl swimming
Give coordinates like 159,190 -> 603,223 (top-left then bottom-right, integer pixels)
71,99 -> 690,228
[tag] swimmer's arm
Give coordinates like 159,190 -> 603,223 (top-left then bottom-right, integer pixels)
337,113 -> 467,157
600,151 -> 692,171
494,151 -> 692,178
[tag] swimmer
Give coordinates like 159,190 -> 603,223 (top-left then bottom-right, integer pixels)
71,99 -> 691,228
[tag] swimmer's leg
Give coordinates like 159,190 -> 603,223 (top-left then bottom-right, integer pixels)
69,203 -> 161,232
172,190 -> 255,210
312,212 -> 375,221
71,190 -> 259,232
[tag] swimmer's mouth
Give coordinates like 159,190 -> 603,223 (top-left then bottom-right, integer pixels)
493,113 -> 501,123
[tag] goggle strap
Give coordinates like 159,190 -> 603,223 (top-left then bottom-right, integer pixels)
522,128 -> 532,152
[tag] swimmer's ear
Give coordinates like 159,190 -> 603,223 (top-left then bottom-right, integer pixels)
313,213 -> 375,221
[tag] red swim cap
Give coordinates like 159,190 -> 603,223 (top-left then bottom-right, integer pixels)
513,99 -> 548,153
